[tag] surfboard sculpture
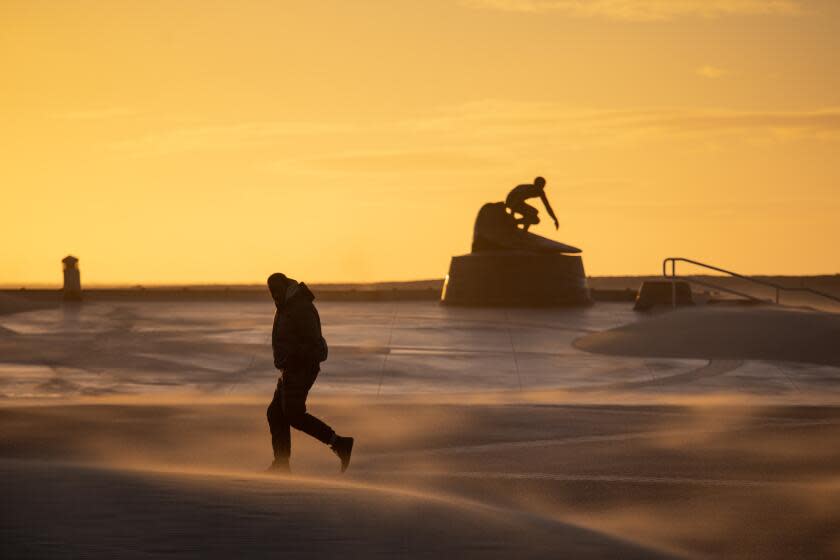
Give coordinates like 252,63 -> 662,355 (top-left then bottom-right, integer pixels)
471,202 -> 582,254
442,202 -> 591,306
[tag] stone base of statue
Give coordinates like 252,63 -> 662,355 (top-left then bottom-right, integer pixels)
441,202 -> 591,307
442,252 -> 590,306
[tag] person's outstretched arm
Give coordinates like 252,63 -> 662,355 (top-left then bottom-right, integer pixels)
540,193 -> 559,229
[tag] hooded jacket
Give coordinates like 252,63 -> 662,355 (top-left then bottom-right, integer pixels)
271,282 -> 328,371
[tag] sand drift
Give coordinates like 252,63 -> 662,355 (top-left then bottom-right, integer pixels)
2,300 -> 840,558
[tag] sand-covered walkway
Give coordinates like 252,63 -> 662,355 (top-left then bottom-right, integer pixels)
3,300 -> 840,558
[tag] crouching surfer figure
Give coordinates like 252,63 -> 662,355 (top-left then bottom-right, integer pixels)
266,272 -> 354,473
505,176 -> 559,232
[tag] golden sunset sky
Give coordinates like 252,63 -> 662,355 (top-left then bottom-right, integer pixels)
3,0 -> 839,285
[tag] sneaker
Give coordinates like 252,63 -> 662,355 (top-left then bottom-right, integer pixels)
331,436 -> 354,473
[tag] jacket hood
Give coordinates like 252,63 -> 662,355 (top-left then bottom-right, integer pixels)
278,282 -> 315,308
291,282 -> 315,302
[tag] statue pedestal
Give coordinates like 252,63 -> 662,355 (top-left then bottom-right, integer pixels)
442,252 -> 591,306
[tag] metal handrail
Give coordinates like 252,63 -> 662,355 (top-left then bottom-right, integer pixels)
663,257 -> 840,308
677,276 -> 767,304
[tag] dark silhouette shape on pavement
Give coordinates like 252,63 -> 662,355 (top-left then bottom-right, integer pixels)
266,273 -> 353,473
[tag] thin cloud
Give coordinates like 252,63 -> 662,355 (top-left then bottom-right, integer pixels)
697,65 -> 728,78
112,121 -> 359,157
643,109 -> 840,132
424,101 -> 840,135
59,107 -> 135,120
303,150 -> 502,172
110,103 -> 840,167
276,105 -> 840,175
462,0 -> 802,21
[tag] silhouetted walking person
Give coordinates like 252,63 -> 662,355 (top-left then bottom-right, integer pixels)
505,176 -> 559,232
266,273 -> 353,473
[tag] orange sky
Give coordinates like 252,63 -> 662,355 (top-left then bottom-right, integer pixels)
2,0 -> 839,285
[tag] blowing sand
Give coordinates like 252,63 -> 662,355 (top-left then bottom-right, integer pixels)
575,306 -> 840,367
2,300 -> 840,558
2,460 -> 660,559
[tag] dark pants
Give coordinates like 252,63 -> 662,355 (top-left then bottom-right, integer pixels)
266,364 -> 335,463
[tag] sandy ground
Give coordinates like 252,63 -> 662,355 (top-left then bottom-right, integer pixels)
575,306 -> 840,367
2,300 -> 840,558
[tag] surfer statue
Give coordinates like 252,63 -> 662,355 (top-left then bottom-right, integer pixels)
442,176 -> 590,306
505,176 -> 559,232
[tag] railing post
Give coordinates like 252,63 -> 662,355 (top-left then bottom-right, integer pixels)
661,257 -> 840,308
671,260 -> 677,309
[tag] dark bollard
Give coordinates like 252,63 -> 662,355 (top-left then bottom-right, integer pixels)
62,255 -> 82,302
